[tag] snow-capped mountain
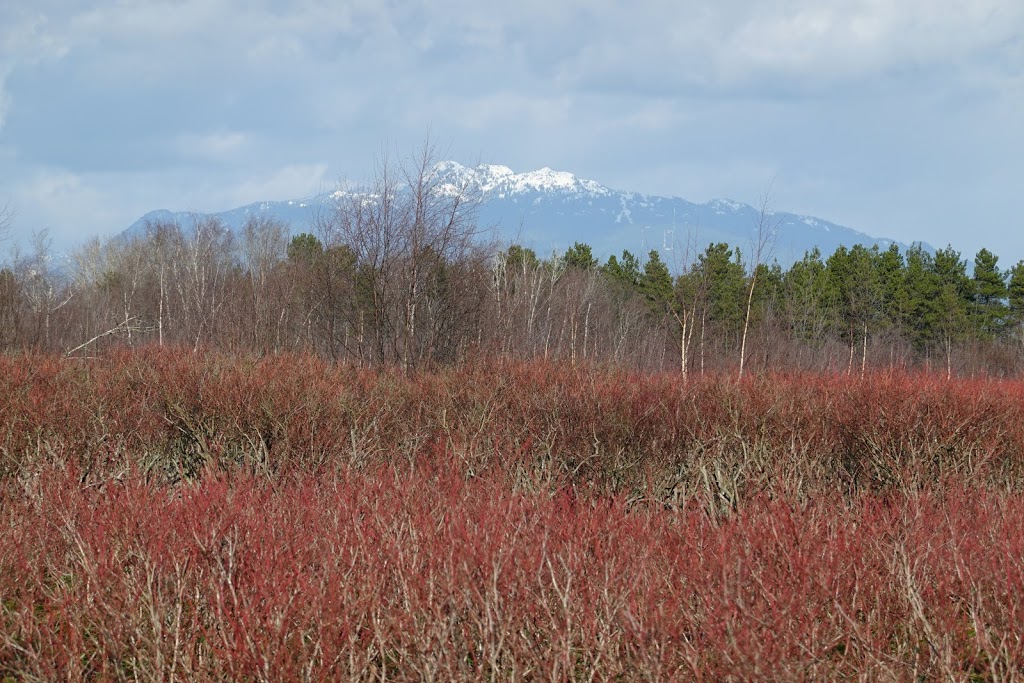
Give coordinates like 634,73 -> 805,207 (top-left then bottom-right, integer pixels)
125,162 -> 919,265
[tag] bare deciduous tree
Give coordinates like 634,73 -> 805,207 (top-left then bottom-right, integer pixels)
241,215 -> 290,352
739,183 -> 779,378
172,216 -> 235,350
0,203 -> 17,348
667,224 -> 710,379
0,202 -> 12,247
324,139 -> 489,370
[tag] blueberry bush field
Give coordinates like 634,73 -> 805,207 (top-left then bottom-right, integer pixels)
2,348 -> 1024,680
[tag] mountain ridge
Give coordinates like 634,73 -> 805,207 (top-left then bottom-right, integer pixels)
125,162 -> 923,265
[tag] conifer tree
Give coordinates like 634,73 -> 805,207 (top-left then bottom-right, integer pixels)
826,244 -> 881,374
971,248 -> 1008,338
697,243 -> 746,338
783,248 -> 829,341
506,244 -> 540,273
875,244 -> 907,330
603,250 -> 642,289
563,242 -> 598,271
1008,260 -> 1024,334
640,249 -> 674,310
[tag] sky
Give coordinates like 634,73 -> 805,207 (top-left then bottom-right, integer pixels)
1,0 -> 1022,263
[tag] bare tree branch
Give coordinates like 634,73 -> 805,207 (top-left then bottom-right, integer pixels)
65,316 -> 145,357
0,202 -> 14,254
739,181 -> 780,378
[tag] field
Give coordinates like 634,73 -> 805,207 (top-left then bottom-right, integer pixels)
3,349 -> 1024,680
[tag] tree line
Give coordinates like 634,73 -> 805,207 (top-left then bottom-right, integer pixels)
2,152 -> 1023,376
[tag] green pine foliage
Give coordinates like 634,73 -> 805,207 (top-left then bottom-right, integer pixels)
563,242 -> 598,270
1009,260 -> 1024,333
972,248 -> 1008,338
640,249 -> 674,310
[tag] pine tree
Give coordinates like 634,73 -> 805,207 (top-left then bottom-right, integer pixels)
826,244 -> 881,373
971,248 -> 1008,338
783,248 -> 829,341
506,244 -> 540,273
875,244 -> 907,330
1008,260 -> 1024,335
563,242 -> 598,271
696,243 -> 746,341
640,250 -> 674,310
602,250 -> 642,289
937,281 -> 969,378
903,244 -> 941,351
287,233 -> 324,264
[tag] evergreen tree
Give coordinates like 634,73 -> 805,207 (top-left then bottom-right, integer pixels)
826,244 -> 882,371
563,242 -> 598,271
751,262 -> 783,316
287,233 -> 324,264
933,246 -> 973,349
640,250 -> 674,310
783,248 -> 829,341
1008,260 -> 1024,333
936,282 -> 970,378
696,243 -> 746,339
506,244 -> 540,273
902,244 -> 941,350
971,248 -> 1008,338
875,244 -> 907,330
602,250 -> 642,290
933,246 -> 972,299
899,244 -> 971,352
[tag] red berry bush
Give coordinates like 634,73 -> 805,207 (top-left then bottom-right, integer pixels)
2,348 -> 1024,679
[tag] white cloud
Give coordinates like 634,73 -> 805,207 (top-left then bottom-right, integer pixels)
220,163 -> 331,206
7,1 -> 1023,91
501,0 -> 1024,96
716,0 -> 1023,82
2,161 -> 330,248
421,91 -> 573,131
7,168 -> 125,245
175,131 -> 249,163
0,0 -> 1021,260
0,69 -> 9,131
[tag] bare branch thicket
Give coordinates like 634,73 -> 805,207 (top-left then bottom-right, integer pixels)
739,182 -> 780,378
667,219 -> 708,379
0,201 -> 12,247
326,139 -> 490,370
241,215 -> 291,353
0,203 -> 15,346
144,220 -> 181,347
14,230 -> 60,350
172,215 -> 236,351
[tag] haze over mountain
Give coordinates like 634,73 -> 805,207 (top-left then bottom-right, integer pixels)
126,162 -> 919,266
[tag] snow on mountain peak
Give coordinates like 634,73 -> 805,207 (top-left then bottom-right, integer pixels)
708,198 -> 745,212
517,167 -> 576,191
430,162 -> 610,198
478,164 -> 514,179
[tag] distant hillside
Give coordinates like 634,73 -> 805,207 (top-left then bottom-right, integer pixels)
125,162 -> 923,266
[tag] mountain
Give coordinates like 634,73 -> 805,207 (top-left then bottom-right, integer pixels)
125,162 -> 919,265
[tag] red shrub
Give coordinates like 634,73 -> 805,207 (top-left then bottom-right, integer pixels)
3,466 -> 1024,680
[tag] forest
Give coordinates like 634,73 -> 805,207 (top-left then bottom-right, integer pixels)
1,157 -> 1022,378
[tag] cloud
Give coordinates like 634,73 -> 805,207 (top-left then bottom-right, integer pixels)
0,7 -> 68,131
0,0 -> 1021,261
175,131 -> 250,163
0,69 -> 9,131
1,160 -> 333,248
548,0 -> 1024,96
7,168 -> 125,244
7,1 -> 1023,94
220,163 -> 331,206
